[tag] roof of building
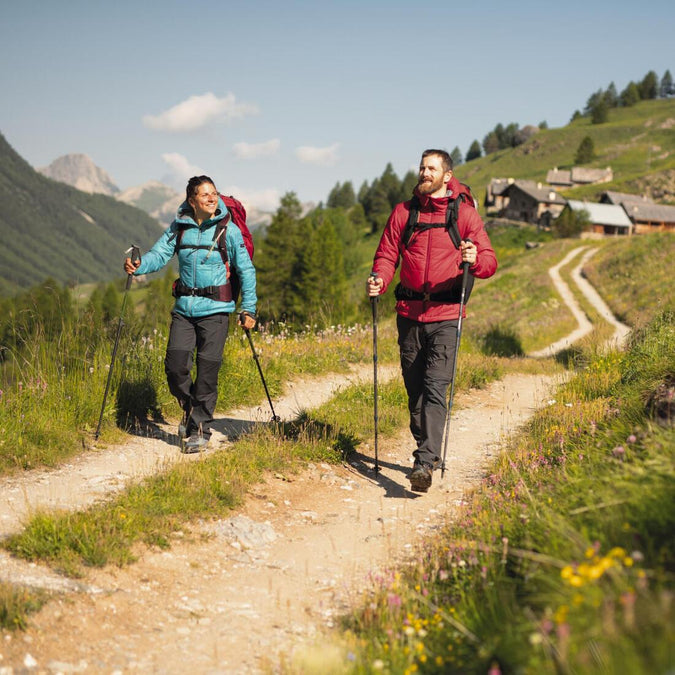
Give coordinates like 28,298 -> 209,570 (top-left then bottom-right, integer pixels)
508,182 -> 567,205
566,200 -> 632,227
621,201 -> 675,223
601,190 -> 654,205
488,178 -> 539,196
570,167 -> 613,184
546,168 -> 572,185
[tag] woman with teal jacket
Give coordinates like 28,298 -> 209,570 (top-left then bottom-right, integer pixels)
124,175 -> 257,452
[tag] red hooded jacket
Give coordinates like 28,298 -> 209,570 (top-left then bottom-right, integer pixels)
372,177 -> 497,322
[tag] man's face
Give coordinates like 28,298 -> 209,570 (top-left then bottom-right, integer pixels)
417,155 -> 452,197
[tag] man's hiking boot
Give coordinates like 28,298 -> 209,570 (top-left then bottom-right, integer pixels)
408,462 -> 433,493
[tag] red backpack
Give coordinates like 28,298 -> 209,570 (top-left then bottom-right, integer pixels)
174,194 -> 254,302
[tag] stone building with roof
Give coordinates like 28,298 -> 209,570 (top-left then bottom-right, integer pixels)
563,200 -> 633,236
621,201 -> 675,233
546,166 -> 613,188
501,182 -> 567,226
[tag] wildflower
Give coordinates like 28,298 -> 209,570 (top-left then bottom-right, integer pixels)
612,445 -> 625,458
372,659 -> 385,671
89,367 -> 94,374
627,434 -> 637,443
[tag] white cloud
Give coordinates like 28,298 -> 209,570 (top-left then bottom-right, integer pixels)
233,139 -> 281,159
295,143 -> 340,166
221,185 -> 281,213
161,153 -> 205,189
143,92 -> 259,132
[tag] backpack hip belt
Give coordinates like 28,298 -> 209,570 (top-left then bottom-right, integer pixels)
394,281 -> 473,304
172,279 -> 232,303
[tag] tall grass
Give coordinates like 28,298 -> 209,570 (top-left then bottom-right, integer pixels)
2,341 -> 514,581
330,312 -> 674,674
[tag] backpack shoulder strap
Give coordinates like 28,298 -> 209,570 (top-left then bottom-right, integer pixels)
445,195 -> 464,250
401,196 -> 420,248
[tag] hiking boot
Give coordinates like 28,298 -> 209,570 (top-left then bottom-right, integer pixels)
408,462 -> 433,493
181,433 -> 209,454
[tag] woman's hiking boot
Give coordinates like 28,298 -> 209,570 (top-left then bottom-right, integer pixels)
408,462 -> 433,493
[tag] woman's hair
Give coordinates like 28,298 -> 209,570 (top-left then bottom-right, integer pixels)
186,175 -> 216,202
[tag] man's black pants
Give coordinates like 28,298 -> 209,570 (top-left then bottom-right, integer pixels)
397,315 -> 459,468
164,311 -> 229,439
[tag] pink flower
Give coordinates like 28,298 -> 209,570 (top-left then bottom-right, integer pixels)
627,434 -> 637,444
612,446 -> 625,458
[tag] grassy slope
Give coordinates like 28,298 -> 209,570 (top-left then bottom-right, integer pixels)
454,99 -> 675,209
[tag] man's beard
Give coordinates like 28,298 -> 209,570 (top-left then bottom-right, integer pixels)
417,176 -> 445,195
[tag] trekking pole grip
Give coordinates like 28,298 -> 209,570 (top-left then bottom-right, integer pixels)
125,245 -> 141,291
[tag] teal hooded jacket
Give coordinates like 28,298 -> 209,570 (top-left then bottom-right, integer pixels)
134,196 -> 257,318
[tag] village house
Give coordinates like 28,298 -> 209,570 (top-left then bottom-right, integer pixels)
546,166 -> 613,188
501,182 -> 567,226
484,178 -> 539,215
563,200 -> 633,236
621,201 -> 675,233
600,190 -> 654,205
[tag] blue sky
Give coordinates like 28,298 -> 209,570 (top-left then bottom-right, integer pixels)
1,0 -> 673,211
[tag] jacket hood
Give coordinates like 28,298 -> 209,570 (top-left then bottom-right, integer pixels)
175,195 -> 228,227
413,175 -> 474,209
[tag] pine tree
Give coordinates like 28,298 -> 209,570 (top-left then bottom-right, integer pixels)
399,170 -> 418,200
591,99 -> 609,124
256,192 -> 303,320
604,82 -> 619,108
450,146 -> 463,167
379,163 -> 402,209
660,70 -> 673,98
482,131 -> 499,155
575,136 -> 596,164
337,181 -> 356,209
639,70 -> 659,99
466,140 -> 482,161
620,81 -> 640,107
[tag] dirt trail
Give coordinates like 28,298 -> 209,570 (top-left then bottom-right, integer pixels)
0,373 -> 558,674
0,246 -> 630,673
529,246 -> 630,358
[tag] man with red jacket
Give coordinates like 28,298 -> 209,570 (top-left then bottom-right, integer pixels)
367,149 -> 497,492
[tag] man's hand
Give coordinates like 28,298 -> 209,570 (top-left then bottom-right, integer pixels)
124,257 -> 141,275
460,240 -> 477,266
238,311 -> 257,330
366,274 -> 383,297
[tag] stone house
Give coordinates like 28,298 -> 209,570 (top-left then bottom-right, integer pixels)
563,200 -> 633,236
621,202 -> 675,233
501,182 -> 567,226
546,166 -> 613,188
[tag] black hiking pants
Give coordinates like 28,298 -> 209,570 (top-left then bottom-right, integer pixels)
164,311 -> 230,439
397,315 -> 459,468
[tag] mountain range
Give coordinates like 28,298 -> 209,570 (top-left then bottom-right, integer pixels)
38,154 -> 274,230
0,134 -> 165,296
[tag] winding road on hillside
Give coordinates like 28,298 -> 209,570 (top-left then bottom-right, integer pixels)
0,246 -> 631,674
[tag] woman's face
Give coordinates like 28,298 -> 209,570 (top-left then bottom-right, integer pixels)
189,182 -> 219,221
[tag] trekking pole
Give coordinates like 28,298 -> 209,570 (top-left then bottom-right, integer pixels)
243,326 -> 281,423
94,245 -> 140,440
370,273 -> 380,474
440,244 -> 472,479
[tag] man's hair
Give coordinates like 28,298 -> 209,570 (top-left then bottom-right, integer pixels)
186,175 -> 216,202
421,149 -> 453,172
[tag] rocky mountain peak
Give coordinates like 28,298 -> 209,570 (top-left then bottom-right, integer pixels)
38,153 -> 120,196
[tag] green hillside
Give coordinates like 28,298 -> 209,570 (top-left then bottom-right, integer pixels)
0,133 -> 164,296
455,98 -> 675,206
